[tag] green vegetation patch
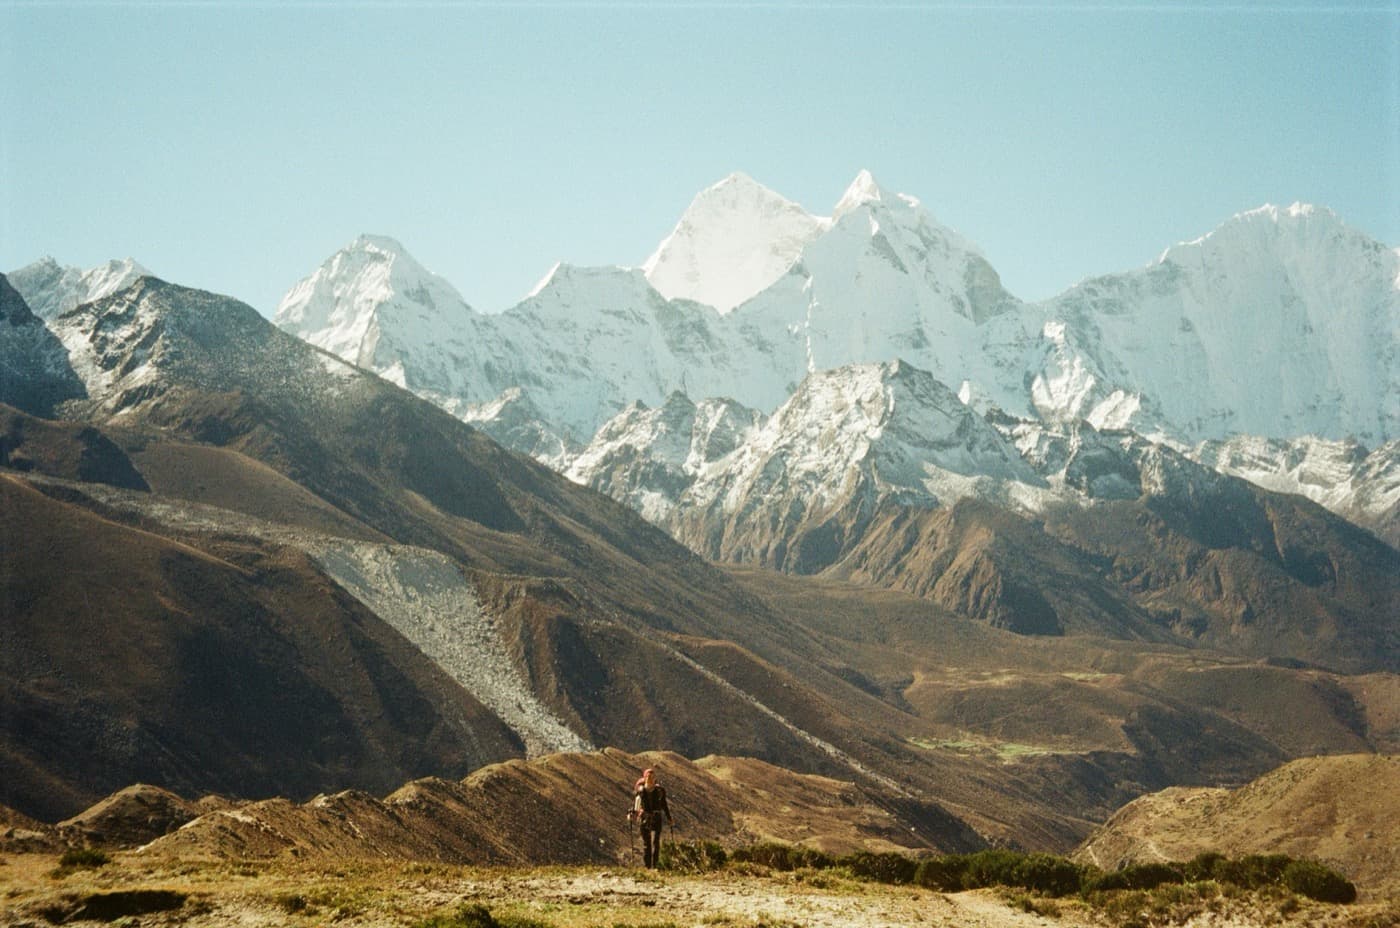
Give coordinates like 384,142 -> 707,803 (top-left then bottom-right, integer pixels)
905,734 -> 1057,760
415,902 -> 553,928
675,841 -> 1357,907
57,847 -> 110,869
1282,859 -> 1358,904
658,840 -> 728,874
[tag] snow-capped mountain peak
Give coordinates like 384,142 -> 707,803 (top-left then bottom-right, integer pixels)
1033,199 -> 1398,444
642,171 -> 829,313
525,261 -> 653,306
273,175 -> 1396,549
568,358 -> 1051,558
7,256 -> 151,320
275,234 -> 474,371
527,261 -> 564,299
352,233 -> 411,255
832,168 -> 908,218
1155,201 -> 1348,267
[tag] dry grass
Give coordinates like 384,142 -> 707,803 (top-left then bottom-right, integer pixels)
3,850 -> 1393,928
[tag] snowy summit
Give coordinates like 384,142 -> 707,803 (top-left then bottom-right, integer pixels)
642,172 -> 830,313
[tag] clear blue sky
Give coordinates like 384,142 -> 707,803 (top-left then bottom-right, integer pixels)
2,1 -> 1397,316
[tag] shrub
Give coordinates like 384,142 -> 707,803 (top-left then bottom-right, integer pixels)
1095,889 -> 1151,928
1014,853 -> 1087,896
415,903 -> 500,928
730,842 -> 796,871
730,842 -> 832,872
1211,854 -> 1291,890
1002,890 -> 1062,918
660,841 -> 728,874
962,849 -> 1030,890
58,847 -> 110,869
914,855 -> 970,891
494,918 -> 554,928
1281,859 -> 1356,904
1182,851 -> 1226,882
914,850 -> 1088,896
789,867 -> 849,889
839,851 -> 917,885
1086,862 -> 1185,892
789,846 -> 834,871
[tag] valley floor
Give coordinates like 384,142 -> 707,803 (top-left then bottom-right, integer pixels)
2,853 -> 1394,928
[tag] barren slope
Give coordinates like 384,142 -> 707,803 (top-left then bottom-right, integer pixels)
0,474 -> 522,821
1074,754 -> 1400,898
143,749 -> 981,863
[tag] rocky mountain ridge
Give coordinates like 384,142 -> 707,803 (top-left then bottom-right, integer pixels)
248,173 -> 1399,549
7,256 -> 148,321
1,750 -> 979,863
6,753 -> 1394,902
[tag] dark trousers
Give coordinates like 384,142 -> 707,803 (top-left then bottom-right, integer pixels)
641,821 -> 663,868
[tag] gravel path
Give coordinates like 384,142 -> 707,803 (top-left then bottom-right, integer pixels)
459,870 -> 1079,928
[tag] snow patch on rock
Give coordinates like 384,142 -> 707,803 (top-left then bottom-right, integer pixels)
7,256 -> 150,320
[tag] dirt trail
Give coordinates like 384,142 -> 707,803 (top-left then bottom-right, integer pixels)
479,870 -> 1063,928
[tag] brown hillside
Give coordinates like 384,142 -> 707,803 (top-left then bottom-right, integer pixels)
56,784 -> 202,849
829,499 -> 1167,640
725,566 -> 1394,846
825,487 -> 1399,673
0,404 -> 147,490
0,803 -> 60,853
1342,674 -> 1400,752
0,475 -> 522,821
3,360 -> 964,834
1045,490 -> 1400,674
1123,662 -> 1376,757
144,749 -> 984,863
126,437 -> 387,541
1074,754 -> 1400,898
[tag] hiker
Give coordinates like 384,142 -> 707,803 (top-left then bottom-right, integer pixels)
629,766 -> 672,868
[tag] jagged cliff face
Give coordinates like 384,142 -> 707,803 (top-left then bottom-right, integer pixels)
656,360 -> 1044,572
0,273 -> 86,416
1032,204 -> 1399,443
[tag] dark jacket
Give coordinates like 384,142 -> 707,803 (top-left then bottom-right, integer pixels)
634,784 -> 671,825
